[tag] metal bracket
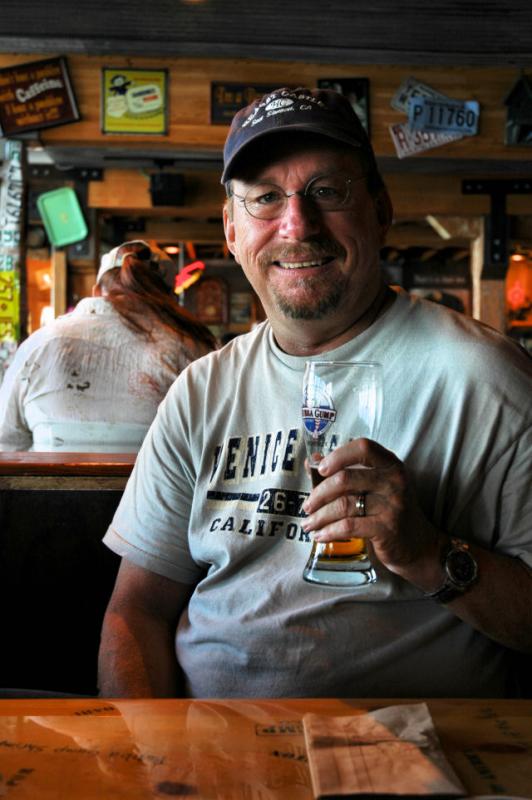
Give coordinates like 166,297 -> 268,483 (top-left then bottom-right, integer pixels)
27,166 -> 103,182
462,179 -> 532,279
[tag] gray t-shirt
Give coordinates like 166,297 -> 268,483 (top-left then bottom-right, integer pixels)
104,290 -> 532,698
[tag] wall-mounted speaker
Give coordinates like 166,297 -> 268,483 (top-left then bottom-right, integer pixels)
149,173 -> 185,206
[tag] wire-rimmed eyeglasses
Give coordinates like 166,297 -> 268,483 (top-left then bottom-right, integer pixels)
229,173 -> 364,220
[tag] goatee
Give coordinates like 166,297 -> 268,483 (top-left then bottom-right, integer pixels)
273,273 -> 348,319
261,238 -> 347,319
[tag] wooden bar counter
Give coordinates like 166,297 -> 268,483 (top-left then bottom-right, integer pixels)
0,697 -> 531,798
0,450 -> 135,489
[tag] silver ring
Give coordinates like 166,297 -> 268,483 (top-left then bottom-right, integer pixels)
354,493 -> 366,517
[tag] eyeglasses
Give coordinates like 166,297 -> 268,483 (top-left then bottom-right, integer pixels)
231,173 -> 362,220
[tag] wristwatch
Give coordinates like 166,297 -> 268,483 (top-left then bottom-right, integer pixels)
426,538 -> 478,604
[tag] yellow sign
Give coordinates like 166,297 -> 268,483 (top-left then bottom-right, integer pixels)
101,68 -> 168,135
0,270 -> 20,340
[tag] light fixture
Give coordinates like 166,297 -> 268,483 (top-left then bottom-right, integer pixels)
174,261 -> 205,295
506,251 -> 531,315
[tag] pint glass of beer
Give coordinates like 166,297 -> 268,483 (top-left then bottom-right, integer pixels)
301,360 -> 383,586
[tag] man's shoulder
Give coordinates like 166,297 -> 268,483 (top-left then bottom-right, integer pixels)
392,289 -> 530,368
188,322 -> 270,371
163,322 -> 271,407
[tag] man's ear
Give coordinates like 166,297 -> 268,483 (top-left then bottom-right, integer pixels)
223,203 -> 238,260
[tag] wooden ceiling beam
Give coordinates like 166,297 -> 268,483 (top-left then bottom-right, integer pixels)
128,219 -> 224,243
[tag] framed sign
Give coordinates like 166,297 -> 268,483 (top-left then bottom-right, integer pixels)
406,259 -> 471,315
317,78 -> 370,135
0,270 -> 20,342
230,291 -> 253,325
195,277 -> 228,325
101,68 -> 168,135
211,83 -> 291,125
0,57 -> 80,136
504,75 -> 532,145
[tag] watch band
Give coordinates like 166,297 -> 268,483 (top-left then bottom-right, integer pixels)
427,579 -> 463,605
426,538 -> 478,604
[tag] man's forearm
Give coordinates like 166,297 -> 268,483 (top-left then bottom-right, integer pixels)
98,608 -> 181,697
400,540 -> 532,654
445,547 -> 532,654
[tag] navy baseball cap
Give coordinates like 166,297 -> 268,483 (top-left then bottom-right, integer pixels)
221,86 -> 376,184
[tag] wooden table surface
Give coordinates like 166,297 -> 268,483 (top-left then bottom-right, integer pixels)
0,697 -> 531,798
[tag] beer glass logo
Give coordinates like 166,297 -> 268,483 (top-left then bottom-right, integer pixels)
302,379 -> 337,439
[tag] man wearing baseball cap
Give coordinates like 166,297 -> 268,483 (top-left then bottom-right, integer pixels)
100,88 -> 532,699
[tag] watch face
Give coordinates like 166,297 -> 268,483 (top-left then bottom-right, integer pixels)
446,549 -> 477,587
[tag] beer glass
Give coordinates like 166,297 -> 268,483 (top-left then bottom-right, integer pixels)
301,360 -> 383,586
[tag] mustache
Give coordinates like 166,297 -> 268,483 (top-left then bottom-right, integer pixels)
258,239 -> 346,266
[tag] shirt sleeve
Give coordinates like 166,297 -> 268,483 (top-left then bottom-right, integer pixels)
454,425 -> 532,568
103,374 -> 205,585
495,427 -> 532,567
0,341 -> 34,448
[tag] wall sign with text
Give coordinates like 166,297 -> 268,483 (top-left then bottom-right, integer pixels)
211,83 -> 290,124
0,271 -> 20,342
195,277 -> 228,324
0,57 -> 80,136
101,68 -> 168,135
504,75 -> 532,145
0,140 -> 23,352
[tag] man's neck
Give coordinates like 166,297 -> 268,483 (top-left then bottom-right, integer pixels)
272,283 -> 396,357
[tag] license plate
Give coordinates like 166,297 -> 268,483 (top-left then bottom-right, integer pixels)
389,122 -> 462,159
391,76 -> 451,113
408,98 -> 479,135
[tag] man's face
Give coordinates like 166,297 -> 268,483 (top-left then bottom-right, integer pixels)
223,142 -> 391,335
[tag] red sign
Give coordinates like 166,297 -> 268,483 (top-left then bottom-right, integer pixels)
0,57 -> 80,136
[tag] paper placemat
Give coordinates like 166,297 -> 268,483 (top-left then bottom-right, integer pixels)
303,702 -> 467,798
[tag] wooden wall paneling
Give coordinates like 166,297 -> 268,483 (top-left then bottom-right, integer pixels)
1,51 -> 529,338
386,173 -> 532,220
68,262 -> 98,305
480,279 -> 507,332
51,249 -> 67,317
88,168 -> 151,209
0,52 -> 529,166
3,52 -> 532,226
88,169 -> 532,219
88,169 -> 224,215
141,219 -> 224,243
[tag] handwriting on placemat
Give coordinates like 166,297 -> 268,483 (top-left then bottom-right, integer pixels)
0,738 -> 164,765
73,705 -> 117,717
255,720 -> 303,736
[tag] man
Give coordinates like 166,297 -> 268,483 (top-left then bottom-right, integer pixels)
98,87 -> 532,698
0,240 -> 213,451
